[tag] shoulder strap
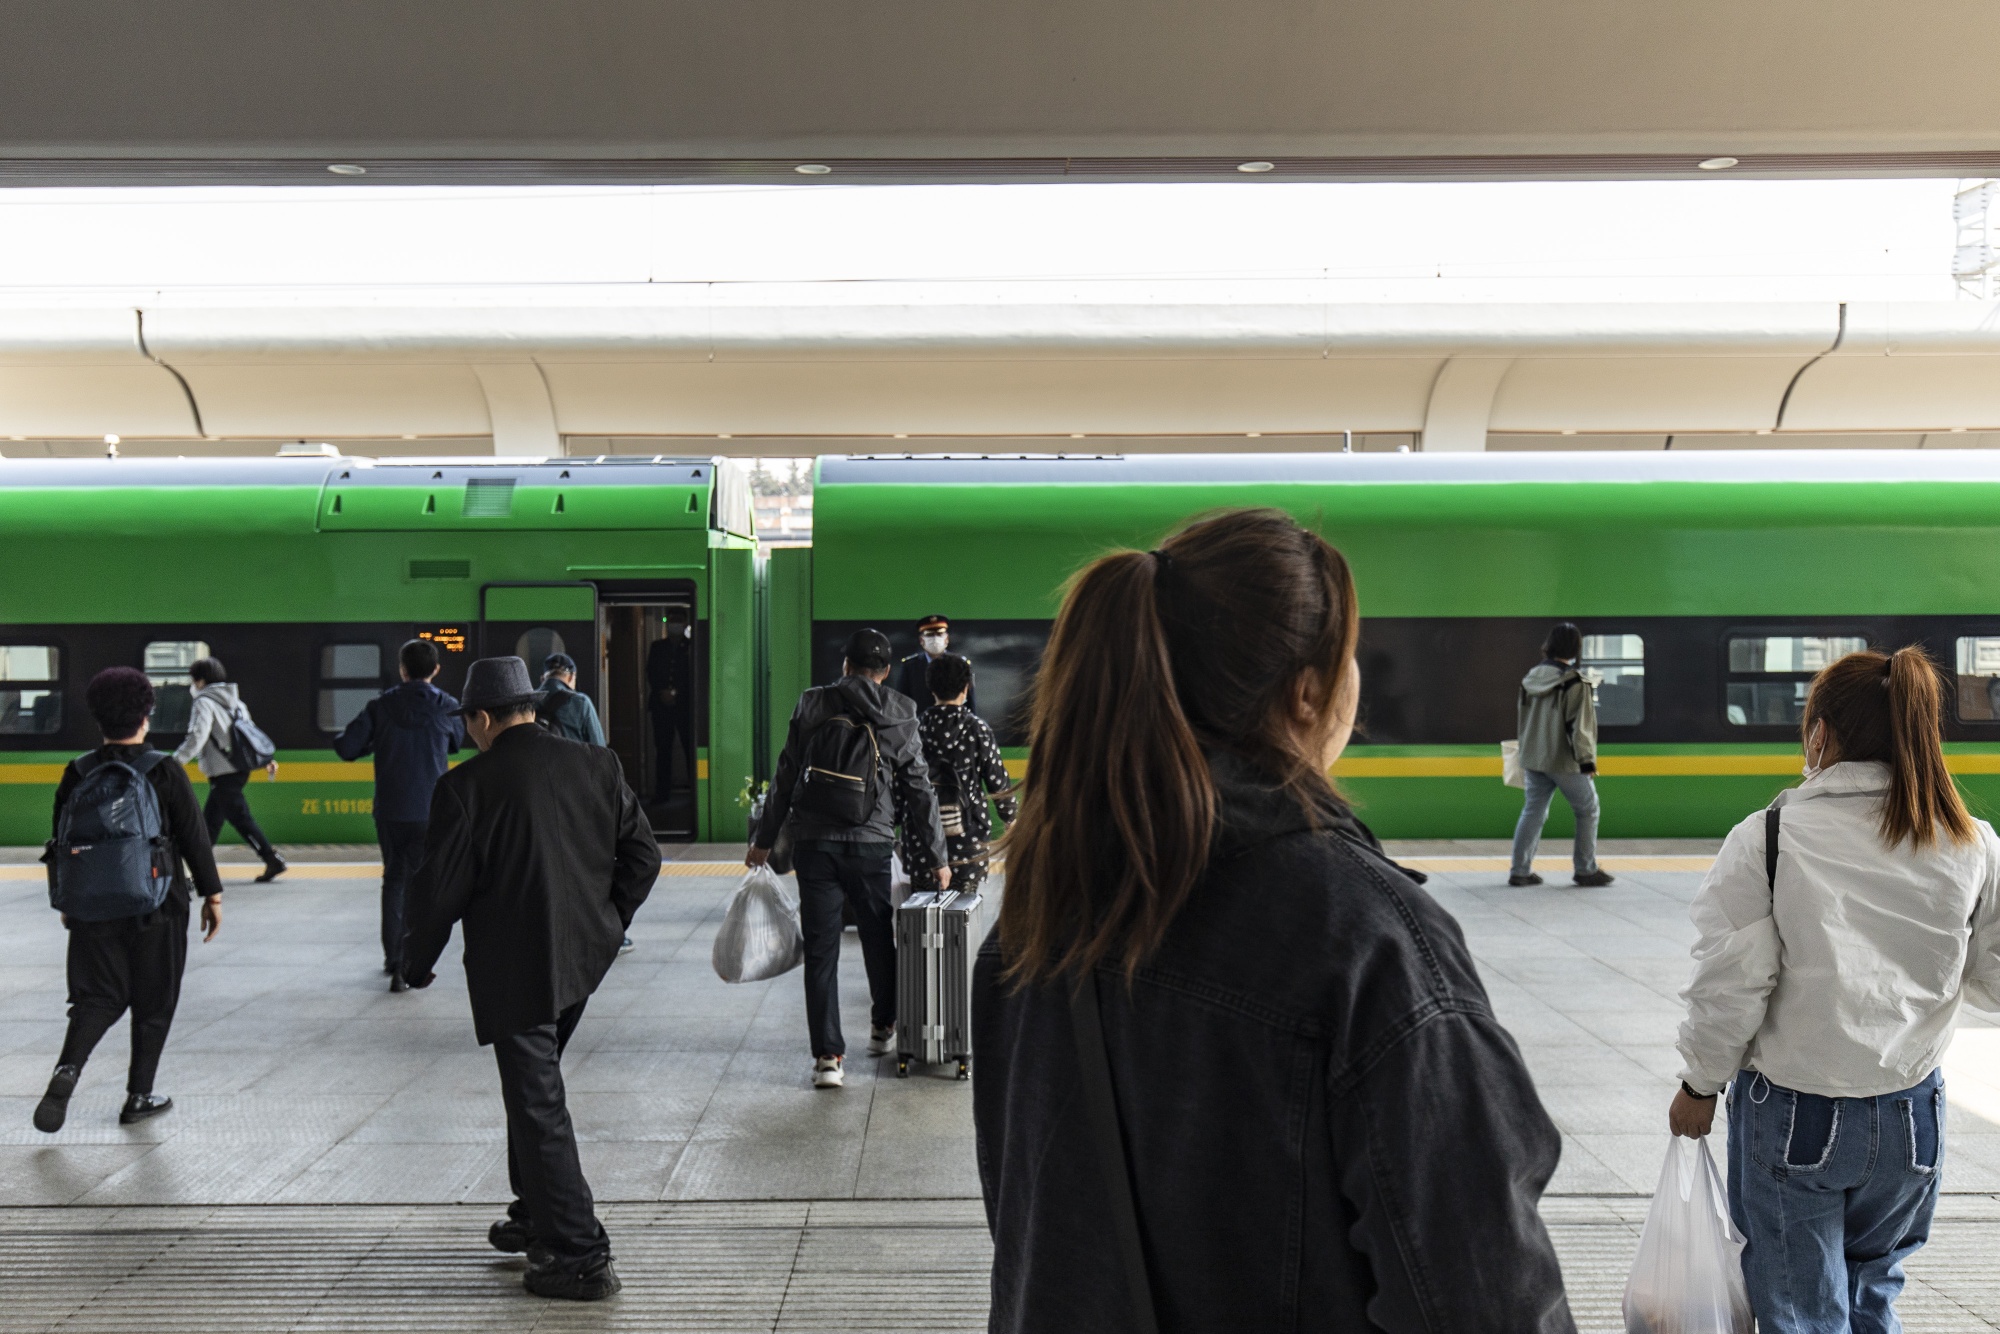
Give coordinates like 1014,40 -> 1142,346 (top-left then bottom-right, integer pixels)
1765,804 -> 1781,891
71,752 -> 104,779
1068,976 -> 1160,1334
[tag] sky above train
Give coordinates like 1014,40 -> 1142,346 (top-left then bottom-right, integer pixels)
0,179 -> 1972,303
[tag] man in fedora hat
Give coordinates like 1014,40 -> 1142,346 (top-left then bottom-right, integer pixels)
402,656 -> 660,1302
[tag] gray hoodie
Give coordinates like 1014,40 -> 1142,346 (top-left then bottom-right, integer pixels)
1516,661 -> 1596,775
173,682 -> 250,778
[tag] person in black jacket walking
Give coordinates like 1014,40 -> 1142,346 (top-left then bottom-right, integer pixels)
34,667 -> 225,1134
974,509 -> 1575,1334
749,628 -> 950,1088
402,657 -> 661,1302
333,638 -> 463,991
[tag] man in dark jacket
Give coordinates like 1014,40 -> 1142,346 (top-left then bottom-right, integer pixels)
333,638 -> 464,991
34,667 -> 226,1134
402,657 -> 661,1302
973,751 -> 1574,1333
536,652 -> 605,746
749,628 -> 950,1088
645,615 -> 693,796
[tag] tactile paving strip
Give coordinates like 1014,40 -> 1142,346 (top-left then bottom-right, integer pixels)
3,1197 -> 1997,1332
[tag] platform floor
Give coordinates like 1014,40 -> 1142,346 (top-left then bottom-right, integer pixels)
0,843 -> 1995,1330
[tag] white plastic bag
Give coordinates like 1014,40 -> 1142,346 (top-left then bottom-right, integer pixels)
1623,1137 -> 1752,1334
1501,739 -> 1526,789
890,850 -> 912,908
711,866 -> 805,983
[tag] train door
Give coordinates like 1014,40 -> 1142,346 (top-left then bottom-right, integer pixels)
599,592 -> 700,840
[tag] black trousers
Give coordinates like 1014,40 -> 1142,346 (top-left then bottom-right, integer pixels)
376,819 -> 426,969
204,770 -> 278,863
57,896 -> 189,1094
649,709 -> 693,795
493,1000 -> 609,1269
795,842 -> 897,1059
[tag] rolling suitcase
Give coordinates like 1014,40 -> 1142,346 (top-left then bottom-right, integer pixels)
894,887 -> 994,1079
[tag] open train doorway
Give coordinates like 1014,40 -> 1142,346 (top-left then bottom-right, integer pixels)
599,588 -> 700,840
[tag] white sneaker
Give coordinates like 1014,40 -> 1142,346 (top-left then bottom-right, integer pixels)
812,1056 -> 845,1089
867,1026 -> 895,1058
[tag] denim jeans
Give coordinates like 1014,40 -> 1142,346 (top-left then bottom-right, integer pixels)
1726,1068 -> 1944,1333
1509,769 -> 1600,877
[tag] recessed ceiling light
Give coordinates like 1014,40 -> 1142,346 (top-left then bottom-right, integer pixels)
794,164 -> 832,176
1697,157 -> 1739,171
1070,433 -> 1085,439
327,164 -> 367,176
1755,428 -> 1772,435
1561,429 -> 1578,436
1246,432 -> 1261,438
1237,161 -> 1275,174
103,434 -> 120,444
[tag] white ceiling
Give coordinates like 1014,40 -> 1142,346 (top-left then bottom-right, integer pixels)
4,2 -> 2000,181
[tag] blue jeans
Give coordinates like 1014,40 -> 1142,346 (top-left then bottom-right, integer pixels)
1727,1068 -> 1944,1334
1509,769 -> 1600,877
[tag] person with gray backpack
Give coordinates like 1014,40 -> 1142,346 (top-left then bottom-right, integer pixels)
1509,622 -> 1614,888
173,656 -> 286,882
33,667 -> 224,1134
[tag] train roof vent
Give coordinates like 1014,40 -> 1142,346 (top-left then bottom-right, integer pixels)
408,558 -> 472,581
462,477 -> 516,517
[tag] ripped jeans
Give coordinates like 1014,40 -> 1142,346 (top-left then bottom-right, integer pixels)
1726,1068 -> 1944,1334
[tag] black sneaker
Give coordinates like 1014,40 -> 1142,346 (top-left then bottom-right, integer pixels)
119,1093 -> 173,1125
254,858 -> 288,884
1573,869 -> 1616,887
618,935 -> 635,956
488,1218 -> 535,1254
33,1065 -> 80,1134
1507,873 -> 1544,887
525,1255 -> 621,1301
389,972 -> 409,993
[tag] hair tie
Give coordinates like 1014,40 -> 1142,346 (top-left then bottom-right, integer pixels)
1150,548 -> 1173,578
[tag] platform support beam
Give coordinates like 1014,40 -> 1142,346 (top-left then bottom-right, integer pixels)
1422,357 -> 1512,452
473,363 -> 560,457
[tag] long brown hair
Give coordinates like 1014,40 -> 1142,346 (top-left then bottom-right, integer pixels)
1804,646 -> 1975,850
998,508 -> 1360,985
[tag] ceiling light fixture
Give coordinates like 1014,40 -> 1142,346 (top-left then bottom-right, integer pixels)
794,164 -> 832,176
1236,161 -> 1275,174
103,434 -> 120,444
1697,157 -> 1739,171
327,164 -> 367,176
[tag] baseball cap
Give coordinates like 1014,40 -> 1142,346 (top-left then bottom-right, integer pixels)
843,628 -> 894,670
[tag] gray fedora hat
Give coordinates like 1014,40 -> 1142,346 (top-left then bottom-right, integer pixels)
456,656 -> 541,715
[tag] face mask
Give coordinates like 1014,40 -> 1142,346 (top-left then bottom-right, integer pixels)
920,633 -> 947,654
1802,731 -> 1824,780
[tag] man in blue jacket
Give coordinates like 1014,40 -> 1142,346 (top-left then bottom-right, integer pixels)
335,639 -> 464,991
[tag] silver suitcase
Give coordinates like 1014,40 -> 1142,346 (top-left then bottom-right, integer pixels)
894,888 -> 994,1079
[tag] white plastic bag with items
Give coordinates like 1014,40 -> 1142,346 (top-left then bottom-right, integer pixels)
1501,739 -> 1526,789
711,866 -> 805,984
1623,1137 -> 1752,1334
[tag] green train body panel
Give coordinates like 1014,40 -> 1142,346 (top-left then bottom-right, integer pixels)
0,457 -> 754,845
809,455 -> 2000,840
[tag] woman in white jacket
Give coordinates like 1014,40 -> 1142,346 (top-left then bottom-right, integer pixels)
1670,647 -> 2000,1333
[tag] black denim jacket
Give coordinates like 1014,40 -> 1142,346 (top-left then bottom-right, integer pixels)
973,753 -> 1576,1334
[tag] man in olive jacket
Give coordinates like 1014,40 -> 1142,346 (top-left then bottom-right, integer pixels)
403,657 -> 660,1302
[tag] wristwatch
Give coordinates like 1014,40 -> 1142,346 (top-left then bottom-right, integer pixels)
1680,1081 -> 1717,1101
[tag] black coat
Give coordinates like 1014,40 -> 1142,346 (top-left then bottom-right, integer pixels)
894,651 -> 975,714
402,723 -> 661,1045
973,753 -> 1574,1334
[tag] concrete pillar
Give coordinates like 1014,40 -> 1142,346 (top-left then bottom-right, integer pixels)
1422,357 -> 1512,452
473,363 -> 560,457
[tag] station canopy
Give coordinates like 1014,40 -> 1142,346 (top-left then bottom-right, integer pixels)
5,1 -> 2000,185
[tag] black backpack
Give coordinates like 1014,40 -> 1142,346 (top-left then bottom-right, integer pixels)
48,751 -> 173,923
792,706 -> 881,827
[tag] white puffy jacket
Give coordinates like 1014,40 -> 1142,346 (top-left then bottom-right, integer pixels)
1677,760 -> 2000,1098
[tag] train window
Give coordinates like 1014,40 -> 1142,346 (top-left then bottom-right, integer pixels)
317,642 -> 383,733
1579,634 -> 1644,726
1724,634 -> 1868,725
0,645 -> 61,734
1954,637 -> 2000,722
515,628 -> 566,669
143,640 -> 210,732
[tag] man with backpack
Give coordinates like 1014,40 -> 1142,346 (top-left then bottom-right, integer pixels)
334,639 -> 464,991
748,628 -> 950,1089
34,667 -> 225,1133
173,657 -> 286,883
1510,622 -> 1615,889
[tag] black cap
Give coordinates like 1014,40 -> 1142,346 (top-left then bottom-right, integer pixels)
843,628 -> 894,671
917,614 -> 949,631
455,656 -> 541,715
544,652 -> 577,675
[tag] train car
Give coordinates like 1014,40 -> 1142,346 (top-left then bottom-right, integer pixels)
801,451 -> 2000,839
0,455 -> 758,845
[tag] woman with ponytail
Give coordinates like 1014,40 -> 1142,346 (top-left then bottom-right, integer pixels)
1672,646 -> 2000,1332
974,509 -> 1575,1334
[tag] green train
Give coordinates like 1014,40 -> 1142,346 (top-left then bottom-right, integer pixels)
794,452 -> 2000,840
0,456 -> 758,845
10,450 -> 2000,847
